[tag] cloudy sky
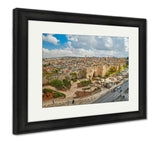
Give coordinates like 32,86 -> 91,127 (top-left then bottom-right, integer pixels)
42,33 -> 129,58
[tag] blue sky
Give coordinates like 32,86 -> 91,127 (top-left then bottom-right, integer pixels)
42,33 -> 129,58
43,34 -> 68,50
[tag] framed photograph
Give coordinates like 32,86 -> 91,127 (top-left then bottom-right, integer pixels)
13,8 -> 147,134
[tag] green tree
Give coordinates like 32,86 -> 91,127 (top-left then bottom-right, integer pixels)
126,60 -> 129,66
63,79 -> 71,89
126,57 -> 129,66
118,65 -> 122,73
51,79 -> 64,90
105,66 -> 117,77
70,72 -> 77,79
109,66 -> 117,73
79,80 -> 91,87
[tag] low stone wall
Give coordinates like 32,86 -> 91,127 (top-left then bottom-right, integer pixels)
75,89 -> 101,98
75,91 -> 92,98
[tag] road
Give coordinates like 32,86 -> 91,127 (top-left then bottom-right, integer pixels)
92,81 -> 128,104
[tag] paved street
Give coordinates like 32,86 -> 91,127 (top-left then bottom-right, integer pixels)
92,81 -> 128,104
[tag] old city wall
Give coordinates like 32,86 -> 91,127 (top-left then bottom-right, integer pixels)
86,65 -> 110,78
86,63 -> 125,79
43,63 -> 126,85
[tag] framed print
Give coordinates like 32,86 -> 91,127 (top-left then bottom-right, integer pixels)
13,8 -> 147,134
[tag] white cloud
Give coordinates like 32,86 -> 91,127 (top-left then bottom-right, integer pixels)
42,47 -> 117,58
67,41 -> 72,47
124,37 -> 129,52
66,35 -> 78,42
66,35 -> 115,50
43,34 -> 59,45
105,37 -> 113,48
43,48 -> 72,58
43,34 -> 129,57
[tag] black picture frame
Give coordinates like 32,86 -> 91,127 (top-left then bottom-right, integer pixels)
13,8 -> 147,134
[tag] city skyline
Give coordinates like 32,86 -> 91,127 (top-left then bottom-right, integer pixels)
42,34 -> 129,58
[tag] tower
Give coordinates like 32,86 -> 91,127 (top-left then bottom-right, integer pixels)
85,55 -> 87,61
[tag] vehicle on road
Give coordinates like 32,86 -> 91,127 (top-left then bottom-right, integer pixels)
114,86 -> 121,91
117,86 -> 121,89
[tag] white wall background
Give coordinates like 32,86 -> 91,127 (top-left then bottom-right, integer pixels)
0,0 -> 158,140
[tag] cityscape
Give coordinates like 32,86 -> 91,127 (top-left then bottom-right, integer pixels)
42,34 -> 129,108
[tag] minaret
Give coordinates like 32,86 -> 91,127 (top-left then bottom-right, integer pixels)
85,55 -> 87,61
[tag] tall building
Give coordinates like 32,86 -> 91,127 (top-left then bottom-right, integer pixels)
85,55 -> 87,61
